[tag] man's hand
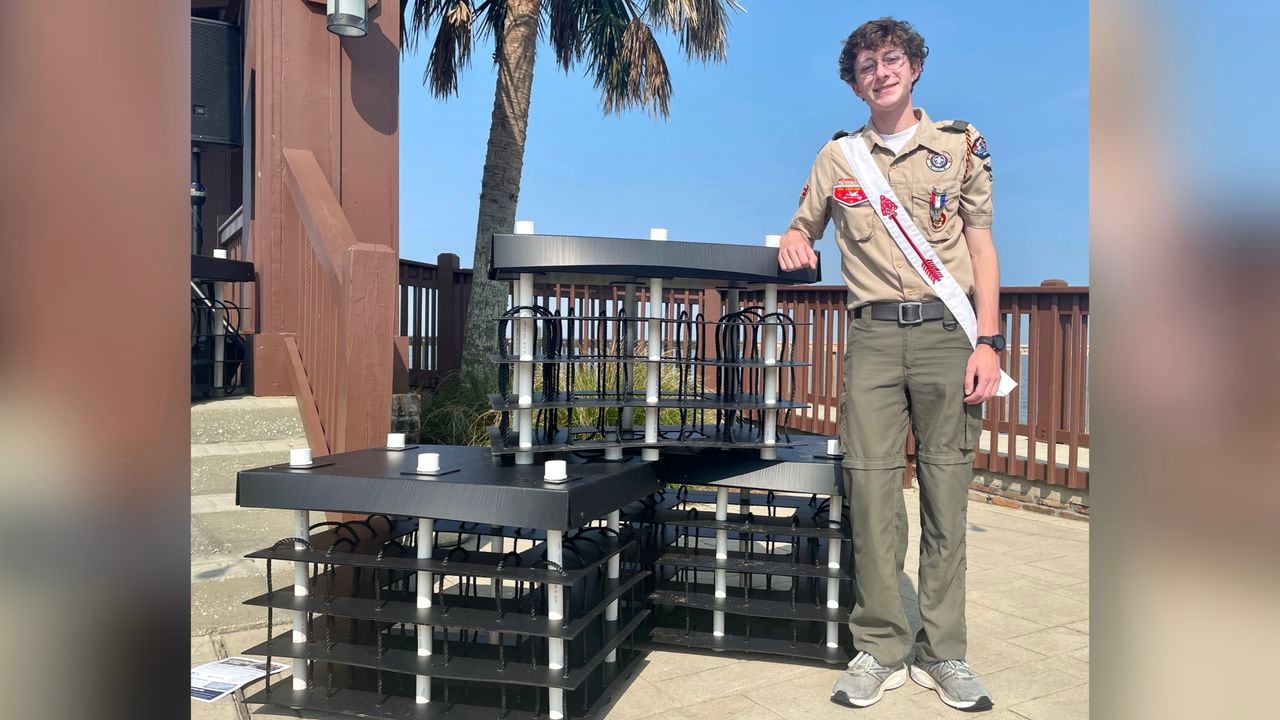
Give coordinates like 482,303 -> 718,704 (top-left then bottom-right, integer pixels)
963,345 -> 1001,404
778,229 -> 818,271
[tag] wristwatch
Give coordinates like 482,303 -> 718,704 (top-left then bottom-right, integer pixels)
976,335 -> 1006,352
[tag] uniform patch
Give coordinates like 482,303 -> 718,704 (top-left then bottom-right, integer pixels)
970,135 -> 990,159
927,151 -> 952,172
799,184 -> 809,202
833,183 -> 868,207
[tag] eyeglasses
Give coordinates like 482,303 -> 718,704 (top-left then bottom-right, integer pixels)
855,51 -> 907,79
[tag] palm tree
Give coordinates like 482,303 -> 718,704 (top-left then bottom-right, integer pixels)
402,0 -> 744,385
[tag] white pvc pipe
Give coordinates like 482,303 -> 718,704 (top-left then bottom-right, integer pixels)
292,510 -> 309,690
827,497 -> 843,647
547,529 -> 565,719
761,283 -> 779,460
605,511 -> 621,662
642,276 -> 663,462
416,518 -> 435,703
211,280 -> 225,396
622,282 -> 638,443
713,488 -> 728,637
516,271 -> 534,465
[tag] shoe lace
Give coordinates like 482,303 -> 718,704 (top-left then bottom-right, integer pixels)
932,660 -> 976,683
848,651 -> 879,673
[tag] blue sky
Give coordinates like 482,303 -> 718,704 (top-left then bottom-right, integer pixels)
399,1 -> 1088,287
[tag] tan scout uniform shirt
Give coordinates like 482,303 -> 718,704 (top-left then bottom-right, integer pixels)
788,108 -> 994,309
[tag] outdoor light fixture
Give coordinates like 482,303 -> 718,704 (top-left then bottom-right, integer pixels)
326,0 -> 367,37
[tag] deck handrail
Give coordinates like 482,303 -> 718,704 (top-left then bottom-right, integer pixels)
397,258 -> 1089,489
284,148 -> 396,454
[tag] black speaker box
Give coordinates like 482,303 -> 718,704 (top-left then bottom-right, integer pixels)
191,17 -> 243,146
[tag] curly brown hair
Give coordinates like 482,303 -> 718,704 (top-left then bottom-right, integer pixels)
838,17 -> 929,89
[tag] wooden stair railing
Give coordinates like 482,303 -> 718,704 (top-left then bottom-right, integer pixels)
283,147 -> 397,455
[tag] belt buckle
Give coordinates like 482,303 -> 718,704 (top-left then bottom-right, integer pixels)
897,302 -> 924,325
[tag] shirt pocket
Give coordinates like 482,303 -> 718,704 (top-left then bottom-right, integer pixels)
832,194 -> 877,243
910,182 -> 961,242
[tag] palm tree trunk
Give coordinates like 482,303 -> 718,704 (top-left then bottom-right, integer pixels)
459,0 -> 539,387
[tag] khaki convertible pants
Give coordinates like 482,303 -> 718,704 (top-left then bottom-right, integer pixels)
839,309 -> 983,667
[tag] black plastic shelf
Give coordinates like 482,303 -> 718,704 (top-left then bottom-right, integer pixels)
489,353 -> 811,368
431,521 -> 548,542
488,393 -> 808,411
488,428 -> 798,456
246,532 -> 636,586
648,581 -> 849,623
244,609 -> 650,690
646,627 -> 848,664
244,648 -> 643,720
494,314 -> 812,326
655,546 -> 849,580
648,508 -> 845,540
245,572 -> 650,639
619,488 -> 833,522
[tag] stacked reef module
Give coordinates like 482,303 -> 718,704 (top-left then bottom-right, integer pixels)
619,447 -> 855,663
234,232 -> 836,717
235,447 -> 661,719
487,232 -> 820,463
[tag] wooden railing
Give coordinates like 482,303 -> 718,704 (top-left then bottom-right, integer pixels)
284,148 -> 397,455
398,253 -> 473,388
980,282 -> 1090,489
396,258 -> 1089,488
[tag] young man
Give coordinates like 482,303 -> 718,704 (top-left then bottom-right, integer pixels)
777,17 -> 1003,712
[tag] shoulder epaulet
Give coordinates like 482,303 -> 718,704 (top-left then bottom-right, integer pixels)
831,130 -> 850,141
937,120 -> 971,133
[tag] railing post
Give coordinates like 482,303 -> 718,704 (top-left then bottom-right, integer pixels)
701,286 -> 722,392
337,243 -> 397,453
436,252 -> 462,379
1034,280 -> 1067,445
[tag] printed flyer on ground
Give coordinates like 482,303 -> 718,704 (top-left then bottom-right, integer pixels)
190,656 -> 289,703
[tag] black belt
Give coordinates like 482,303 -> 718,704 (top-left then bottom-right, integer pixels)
854,300 -> 946,324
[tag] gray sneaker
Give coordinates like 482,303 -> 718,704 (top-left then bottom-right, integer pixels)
830,651 -> 907,708
910,660 -> 995,712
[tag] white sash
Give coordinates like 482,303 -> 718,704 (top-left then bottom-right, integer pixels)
839,134 -> 1017,397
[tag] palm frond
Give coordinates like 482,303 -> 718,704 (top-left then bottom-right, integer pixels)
547,0 -> 588,70
615,18 -> 671,116
474,0 -> 510,62
402,0 -> 461,52
425,1 -> 476,97
645,0 -> 742,63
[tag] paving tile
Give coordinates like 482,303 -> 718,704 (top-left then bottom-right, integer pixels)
966,567 -> 1060,592
1002,540 -> 1088,563
964,632 -> 1049,674
1068,645 -> 1089,665
965,602 -> 1049,640
601,675 -> 684,720
979,655 -> 1088,708
1003,563 -> 1080,588
1026,524 -> 1091,543
632,648 -> 739,683
1006,626 -> 1090,656
659,693 -> 782,720
1027,553 -> 1089,582
1065,619 -> 1089,635
968,582 -> 1089,628
190,697 -> 242,720
1006,681 -> 1089,720
1046,581 -> 1089,604
655,656 -> 812,707
192,634 -> 218,664
745,665 -> 930,720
